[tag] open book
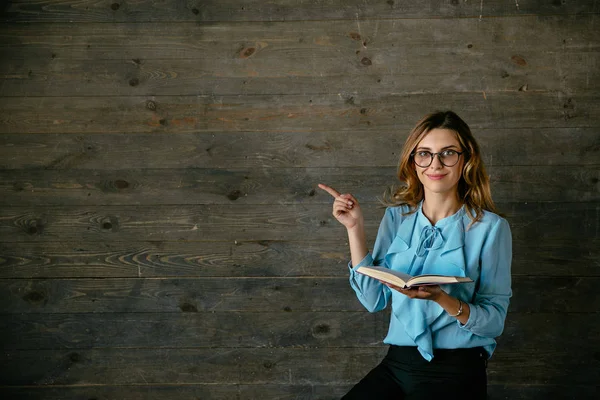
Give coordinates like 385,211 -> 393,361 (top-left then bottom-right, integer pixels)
356,265 -> 473,289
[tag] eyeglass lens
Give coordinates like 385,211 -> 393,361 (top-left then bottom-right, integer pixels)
414,151 -> 460,167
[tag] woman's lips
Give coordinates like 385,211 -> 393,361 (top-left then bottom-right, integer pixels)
426,174 -> 446,180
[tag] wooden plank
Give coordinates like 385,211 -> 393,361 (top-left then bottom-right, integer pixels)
0,240 -> 352,278
0,346 -> 597,386
2,56 -> 595,98
6,54 -> 595,97
1,17 -> 597,96
1,129 -> 598,169
0,384 -> 597,400
0,202 -> 597,244
0,347 -> 385,386
2,17 -> 595,61
0,276 -> 598,314
0,385 -> 352,400
0,233 -> 597,279
0,92 -> 597,134
1,0 -> 597,23
1,311 -> 391,350
0,166 -> 598,206
1,312 -> 595,351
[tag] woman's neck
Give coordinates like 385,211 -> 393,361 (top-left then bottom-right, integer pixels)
422,193 -> 462,225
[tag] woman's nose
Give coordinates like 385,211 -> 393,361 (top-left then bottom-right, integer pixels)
430,154 -> 443,169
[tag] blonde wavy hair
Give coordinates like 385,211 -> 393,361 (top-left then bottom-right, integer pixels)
382,111 -> 498,224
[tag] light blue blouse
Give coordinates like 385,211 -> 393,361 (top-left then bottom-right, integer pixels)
349,203 -> 512,361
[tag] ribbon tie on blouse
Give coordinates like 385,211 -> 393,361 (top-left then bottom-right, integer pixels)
415,225 -> 444,257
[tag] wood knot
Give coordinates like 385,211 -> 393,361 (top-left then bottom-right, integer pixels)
23,291 -> 46,304
69,352 -> 82,363
360,108 -> 367,115
192,8 -> 199,15
467,44 -> 473,49
511,55 -> 527,67
349,32 -> 361,41
110,3 -> 120,11
114,180 -> 129,189
283,306 -> 292,312
360,57 -> 372,66
240,47 -> 256,58
146,100 -> 157,111
308,189 -> 316,197
129,78 -> 139,87
179,302 -> 198,312
101,216 -> 118,231
227,190 -> 242,201
564,98 -> 574,109
263,361 -> 274,369
27,220 -> 44,235
312,324 -> 330,336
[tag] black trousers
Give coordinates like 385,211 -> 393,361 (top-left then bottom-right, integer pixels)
342,345 -> 488,400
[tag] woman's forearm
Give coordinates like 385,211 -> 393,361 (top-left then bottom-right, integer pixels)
347,223 -> 368,267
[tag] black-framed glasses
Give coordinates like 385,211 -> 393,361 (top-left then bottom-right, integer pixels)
411,150 -> 465,168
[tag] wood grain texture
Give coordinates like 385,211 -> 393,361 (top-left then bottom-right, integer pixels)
0,17 -> 597,96
0,240 -> 351,278
1,166 -> 598,206
1,311 -> 391,350
2,0 -> 597,23
1,312 -> 595,351
0,276 -> 597,314
0,346 -> 597,386
0,234 -> 597,279
0,92 -> 597,134
0,202 -> 597,244
0,384 -> 597,400
1,129 -> 598,169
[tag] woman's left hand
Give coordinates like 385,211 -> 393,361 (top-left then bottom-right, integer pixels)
381,282 -> 443,301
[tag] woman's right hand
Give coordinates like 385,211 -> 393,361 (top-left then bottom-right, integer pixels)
318,183 -> 364,230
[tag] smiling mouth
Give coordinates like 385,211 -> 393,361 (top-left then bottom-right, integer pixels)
426,174 -> 446,180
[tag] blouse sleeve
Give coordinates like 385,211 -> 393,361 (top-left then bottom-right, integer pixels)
459,217 -> 512,337
347,207 -> 396,312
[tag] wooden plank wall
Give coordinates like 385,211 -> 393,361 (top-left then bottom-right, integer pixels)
0,1 -> 598,399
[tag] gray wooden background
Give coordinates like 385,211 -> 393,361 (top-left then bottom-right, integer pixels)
0,1 -> 598,399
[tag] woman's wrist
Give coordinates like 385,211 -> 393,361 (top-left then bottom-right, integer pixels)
435,291 -> 468,321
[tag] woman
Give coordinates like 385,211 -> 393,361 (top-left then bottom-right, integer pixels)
318,111 -> 511,400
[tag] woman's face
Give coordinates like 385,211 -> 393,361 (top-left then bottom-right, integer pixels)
413,128 -> 464,198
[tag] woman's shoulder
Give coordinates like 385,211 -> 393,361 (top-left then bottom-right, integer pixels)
467,208 -> 511,234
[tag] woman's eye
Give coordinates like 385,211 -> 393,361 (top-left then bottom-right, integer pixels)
416,151 -> 430,157
442,150 -> 457,156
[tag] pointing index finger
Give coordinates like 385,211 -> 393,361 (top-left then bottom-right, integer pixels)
317,183 -> 340,198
